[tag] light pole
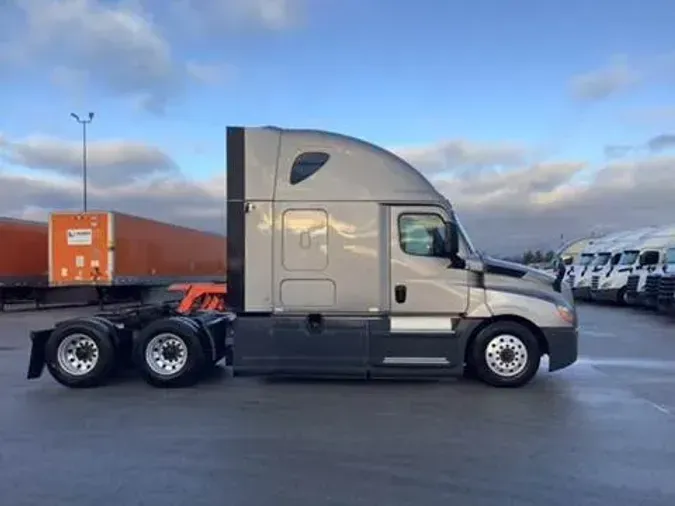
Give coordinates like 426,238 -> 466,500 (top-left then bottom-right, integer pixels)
70,112 -> 94,212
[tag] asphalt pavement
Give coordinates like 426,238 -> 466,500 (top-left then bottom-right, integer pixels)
1,303 -> 674,506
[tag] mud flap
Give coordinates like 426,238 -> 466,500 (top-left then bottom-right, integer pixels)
27,329 -> 54,379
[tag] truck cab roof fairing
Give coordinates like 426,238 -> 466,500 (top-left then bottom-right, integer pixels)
228,126 -> 447,204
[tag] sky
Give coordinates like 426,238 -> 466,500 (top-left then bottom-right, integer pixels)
0,0 -> 675,254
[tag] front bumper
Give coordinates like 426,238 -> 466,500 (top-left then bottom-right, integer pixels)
572,286 -> 591,300
541,326 -> 578,372
590,288 -> 620,302
624,291 -> 640,305
657,298 -> 675,314
643,294 -> 659,309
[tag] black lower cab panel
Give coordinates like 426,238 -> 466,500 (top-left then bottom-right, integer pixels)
230,314 -> 468,379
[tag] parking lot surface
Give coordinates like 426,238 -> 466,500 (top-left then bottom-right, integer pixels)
1,303 -> 674,506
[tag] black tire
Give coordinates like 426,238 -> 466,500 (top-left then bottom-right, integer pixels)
616,287 -> 627,306
469,321 -> 541,388
134,317 -> 207,388
89,316 -> 134,370
44,319 -> 118,388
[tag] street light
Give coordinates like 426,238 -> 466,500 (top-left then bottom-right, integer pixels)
70,112 -> 95,212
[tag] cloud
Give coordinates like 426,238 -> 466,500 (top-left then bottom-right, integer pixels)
2,0 -> 179,112
625,106 -> 675,125
0,0 -> 239,113
0,134 -> 178,185
3,134 -> 675,255
394,139 -> 529,177
161,0 -> 304,34
569,57 -> 638,102
440,156 -> 675,253
647,133 -> 675,152
186,62 -> 236,86
0,167 -> 226,234
602,133 -> 675,160
604,145 -> 635,159
395,136 -> 675,252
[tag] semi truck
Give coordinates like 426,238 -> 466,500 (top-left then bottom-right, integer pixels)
589,228 -> 657,304
624,227 -> 675,307
657,254 -> 675,314
26,125 -> 578,390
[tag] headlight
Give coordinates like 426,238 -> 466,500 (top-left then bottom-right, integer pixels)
556,304 -> 575,324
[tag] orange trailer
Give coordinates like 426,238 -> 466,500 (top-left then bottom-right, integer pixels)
0,217 -> 48,286
49,211 -> 226,293
0,217 -> 49,309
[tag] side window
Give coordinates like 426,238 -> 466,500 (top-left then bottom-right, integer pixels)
289,152 -> 330,185
398,213 -> 447,257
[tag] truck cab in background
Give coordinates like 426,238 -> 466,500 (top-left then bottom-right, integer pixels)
623,229 -> 675,307
567,252 -> 595,298
656,247 -> 675,313
567,230 -> 635,300
589,229 -> 657,304
576,251 -> 616,299
623,250 -> 662,306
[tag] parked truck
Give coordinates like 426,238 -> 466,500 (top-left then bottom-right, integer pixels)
657,253 -> 675,314
568,231 -> 630,300
26,126 -> 578,390
589,228 -> 657,304
624,227 -> 675,307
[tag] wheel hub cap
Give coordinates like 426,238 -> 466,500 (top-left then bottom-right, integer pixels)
145,333 -> 188,376
484,334 -> 529,378
56,334 -> 100,376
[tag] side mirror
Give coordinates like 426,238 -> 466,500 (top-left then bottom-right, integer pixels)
444,221 -> 465,269
445,222 -> 459,257
553,256 -> 566,292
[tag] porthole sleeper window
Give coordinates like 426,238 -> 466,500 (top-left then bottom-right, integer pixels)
289,152 -> 330,185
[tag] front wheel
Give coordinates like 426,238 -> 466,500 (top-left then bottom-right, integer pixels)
469,321 -> 541,388
616,287 -> 627,306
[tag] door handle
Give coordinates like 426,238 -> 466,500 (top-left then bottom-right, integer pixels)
394,284 -> 407,304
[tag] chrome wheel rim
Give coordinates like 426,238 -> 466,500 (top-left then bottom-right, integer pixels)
484,334 -> 529,377
57,334 -> 100,376
145,333 -> 188,376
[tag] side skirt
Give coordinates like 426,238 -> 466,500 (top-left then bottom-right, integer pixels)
229,314 -> 479,380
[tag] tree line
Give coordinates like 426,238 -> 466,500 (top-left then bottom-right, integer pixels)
500,249 -> 557,265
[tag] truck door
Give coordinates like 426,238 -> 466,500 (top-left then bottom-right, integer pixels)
370,205 -> 470,370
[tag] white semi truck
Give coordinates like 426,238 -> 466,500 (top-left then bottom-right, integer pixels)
589,228 -> 658,304
623,226 -> 675,307
570,231 -> 638,300
26,126 -> 578,390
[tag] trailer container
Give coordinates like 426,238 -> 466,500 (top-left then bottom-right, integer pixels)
49,211 -> 226,290
0,217 -> 49,308
0,217 -> 48,285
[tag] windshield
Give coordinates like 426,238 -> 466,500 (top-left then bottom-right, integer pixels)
580,254 -> 594,266
619,250 -> 640,265
666,248 -> 675,264
592,253 -> 611,267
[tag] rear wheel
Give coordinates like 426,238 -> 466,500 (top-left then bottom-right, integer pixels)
135,317 -> 207,388
469,321 -> 541,388
44,320 -> 117,388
